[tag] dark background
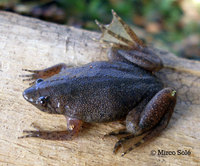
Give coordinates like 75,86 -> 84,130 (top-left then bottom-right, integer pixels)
1,0 -> 200,59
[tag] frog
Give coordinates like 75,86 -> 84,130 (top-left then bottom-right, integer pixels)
20,10 -> 177,156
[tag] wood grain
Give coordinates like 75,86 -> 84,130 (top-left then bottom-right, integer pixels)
0,11 -> 199,166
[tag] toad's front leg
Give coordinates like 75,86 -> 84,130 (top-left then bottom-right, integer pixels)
19,117 -> 83,140
113,88 -> 176,156
20,63 -> 70,85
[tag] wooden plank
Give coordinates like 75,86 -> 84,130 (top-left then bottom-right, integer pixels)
0,11 -> 199,166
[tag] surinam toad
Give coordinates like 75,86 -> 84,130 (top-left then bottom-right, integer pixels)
20,10 -> 177,156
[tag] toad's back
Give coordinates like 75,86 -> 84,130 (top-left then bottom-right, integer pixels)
43,61 -> 163,122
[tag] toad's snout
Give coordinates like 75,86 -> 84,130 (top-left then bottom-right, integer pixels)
23,86 -> 37,103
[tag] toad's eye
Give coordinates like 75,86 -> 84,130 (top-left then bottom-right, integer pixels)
38,96 -> 49,107
36,78 -> 44,84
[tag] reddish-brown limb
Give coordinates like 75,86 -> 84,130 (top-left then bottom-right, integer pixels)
19,117 -> 83,140
113,88 -> 176,156
121,100 -> 176,156
20,63 -> 68,85
117,49 -> 163,72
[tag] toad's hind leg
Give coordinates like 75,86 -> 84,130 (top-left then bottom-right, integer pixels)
96,10 -> 163,71
20,63 -> 71,85
121,106 -> 175,156
117,48 -> 163,72
111,10 -> 144,47
19,117 -> 83,140
113,88 -> 176,156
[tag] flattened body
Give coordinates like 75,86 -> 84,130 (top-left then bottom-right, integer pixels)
37,61 -> 163,122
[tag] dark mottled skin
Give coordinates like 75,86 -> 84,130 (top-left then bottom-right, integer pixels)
20,11 -> 177,156
24,61 -> 163,122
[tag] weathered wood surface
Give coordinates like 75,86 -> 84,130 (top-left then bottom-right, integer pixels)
0,11 -> 199,166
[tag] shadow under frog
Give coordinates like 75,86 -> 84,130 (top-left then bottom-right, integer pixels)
19,10 -> 177,156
